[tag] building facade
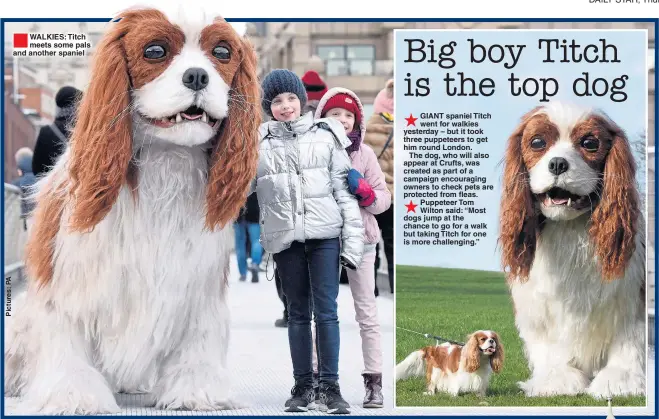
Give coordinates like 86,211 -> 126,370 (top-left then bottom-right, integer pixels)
3,21 -> 105,94
3,22 -> 106,181
247,21 -> 400,117
3,59 -> 43,182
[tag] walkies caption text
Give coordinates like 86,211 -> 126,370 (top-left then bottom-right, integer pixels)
13,33 -> 91,58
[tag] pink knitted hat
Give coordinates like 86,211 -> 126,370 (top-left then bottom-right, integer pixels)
373,79 -> 393,115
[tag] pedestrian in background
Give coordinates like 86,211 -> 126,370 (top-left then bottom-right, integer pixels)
11,147 -> 37,230
234,193 -> 262,283
364,79 -> 394,295
32,85 -> 81,177
301,69 -> 328,115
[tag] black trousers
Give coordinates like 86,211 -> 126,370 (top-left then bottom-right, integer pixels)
375,206 -> 394,293
274,266 -> 288,318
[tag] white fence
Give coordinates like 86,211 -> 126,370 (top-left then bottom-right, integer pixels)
4,184 -> 27,281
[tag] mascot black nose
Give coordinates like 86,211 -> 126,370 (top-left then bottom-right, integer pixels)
182,68 -> 209,91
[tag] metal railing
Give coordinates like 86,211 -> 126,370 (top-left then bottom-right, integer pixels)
4,183 -> 27,281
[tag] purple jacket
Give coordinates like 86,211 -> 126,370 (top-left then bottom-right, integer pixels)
315,87 -> 392,245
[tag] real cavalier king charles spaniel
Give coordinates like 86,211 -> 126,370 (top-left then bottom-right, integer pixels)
5,7 -> 260,414
499,102 -> 646,398
395,331 -> 504,397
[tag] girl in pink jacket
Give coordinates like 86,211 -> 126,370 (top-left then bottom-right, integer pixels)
315,88 -> 392,408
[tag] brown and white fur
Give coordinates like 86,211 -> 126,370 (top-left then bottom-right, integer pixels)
499,102 -> 646,398
395,331 -> 504,397
4,8 -> 260,414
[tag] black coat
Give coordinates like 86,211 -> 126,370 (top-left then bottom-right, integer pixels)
32,118 -> 71,178
237,193 -> 260,224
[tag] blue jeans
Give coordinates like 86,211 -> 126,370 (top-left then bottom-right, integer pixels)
234,221 -> 263,276
274,238 -> 341,385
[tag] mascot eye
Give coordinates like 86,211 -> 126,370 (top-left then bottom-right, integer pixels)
581,136 -> 599,152
530,137 -> 546,150
144,43 -> 167,60
213,44 -> 231,62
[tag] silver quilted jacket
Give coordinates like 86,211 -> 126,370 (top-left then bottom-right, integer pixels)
251,111 -> 364,267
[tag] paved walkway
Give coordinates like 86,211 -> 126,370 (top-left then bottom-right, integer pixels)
4,254 -> 655,416
4,253 -> 396,415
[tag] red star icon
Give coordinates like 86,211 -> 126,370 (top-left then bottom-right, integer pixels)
405,114 -> 418,127
405,200 -> 418,213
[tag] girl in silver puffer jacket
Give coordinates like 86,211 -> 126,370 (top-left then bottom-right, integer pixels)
251,69 -> 363,414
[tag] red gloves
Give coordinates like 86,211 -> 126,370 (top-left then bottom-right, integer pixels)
347,169 -> 375,207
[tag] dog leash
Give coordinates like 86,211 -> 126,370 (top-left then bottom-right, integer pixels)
265,253 -> 274,282
396,326 -> 465,346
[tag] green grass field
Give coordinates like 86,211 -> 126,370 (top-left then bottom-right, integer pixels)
395,265 -> 647,407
